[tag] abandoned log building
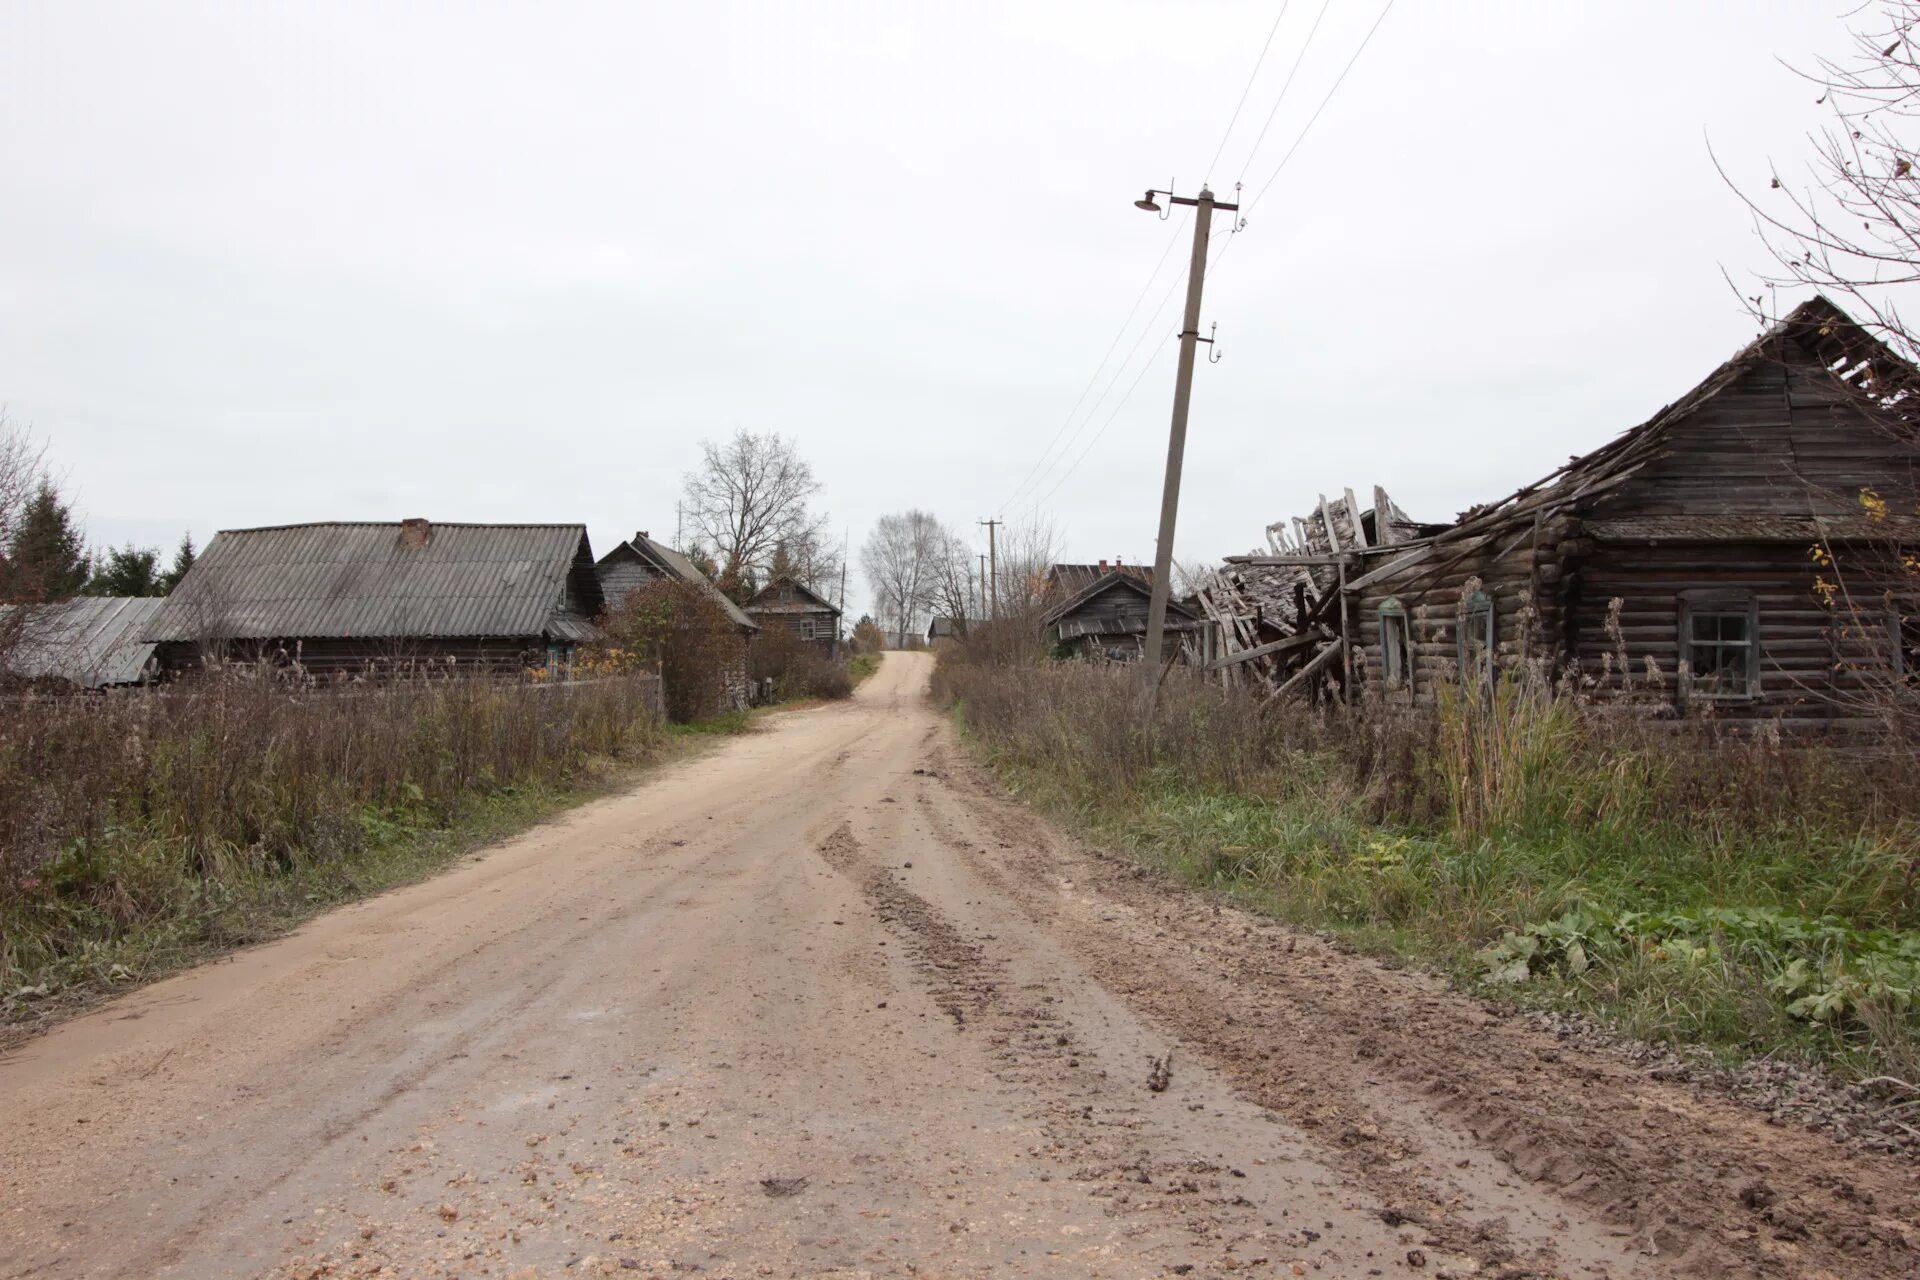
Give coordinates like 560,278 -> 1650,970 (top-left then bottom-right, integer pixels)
744,576 -> 841,656
1200,296 -> 1920,726
144,520 -> 604,676
1044,565 -> 1206,662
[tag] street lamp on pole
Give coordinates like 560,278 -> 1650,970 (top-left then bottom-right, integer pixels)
1137,183 -> 1239,675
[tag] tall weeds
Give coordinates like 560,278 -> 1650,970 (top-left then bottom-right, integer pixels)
1,673 -> 664,1001
936,655 -> 1920,1074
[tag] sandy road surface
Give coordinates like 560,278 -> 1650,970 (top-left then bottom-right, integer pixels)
2,653 -> 1916,1280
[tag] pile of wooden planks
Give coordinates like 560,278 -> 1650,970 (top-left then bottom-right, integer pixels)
1197,485 -> 1419,702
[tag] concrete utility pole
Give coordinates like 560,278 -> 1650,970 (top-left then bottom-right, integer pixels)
1136,184 -> 1238,673
978,519 -> 1001,621
977,554 -> 988,621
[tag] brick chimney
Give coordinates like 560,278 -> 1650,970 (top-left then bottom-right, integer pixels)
635,531 -> 649,542
1098,558 -> 1108,573
400,518 -> 432,548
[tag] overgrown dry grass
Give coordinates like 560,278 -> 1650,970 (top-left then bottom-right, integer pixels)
1,672 -> 669,1024
935,653 -> 1920,1079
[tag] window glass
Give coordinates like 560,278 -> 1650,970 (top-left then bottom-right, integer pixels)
1458,591 -> 1494,682
1680,592 -> 1757,698
1379,598 -> 1411,689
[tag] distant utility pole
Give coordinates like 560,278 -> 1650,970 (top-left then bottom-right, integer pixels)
674,501 -> 683,550
977,554 -> 988,621
1134,183 -> 1238,673
978,519 -> 1001,620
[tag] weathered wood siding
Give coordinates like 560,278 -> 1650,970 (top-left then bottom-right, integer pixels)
1606,353 -> 1920,519
1348,332 -> 1913,725
596,552 -> 665,612
154,636 -> 564,679
1351,535 -> 1539,705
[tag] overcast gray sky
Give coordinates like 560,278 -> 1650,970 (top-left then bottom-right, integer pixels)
0,1 -> 1855,612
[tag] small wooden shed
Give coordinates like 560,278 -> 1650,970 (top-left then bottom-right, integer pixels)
743,576 -> 841,657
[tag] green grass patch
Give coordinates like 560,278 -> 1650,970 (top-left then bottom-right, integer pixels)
943,669 -> 1920,1082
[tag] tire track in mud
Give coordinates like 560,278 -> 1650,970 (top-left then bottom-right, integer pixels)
814,821 -> 1386,1276
918,742 -> 1920,1280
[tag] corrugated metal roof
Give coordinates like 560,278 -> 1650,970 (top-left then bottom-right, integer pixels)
145,522 -> 597,643
3,596 -> 163,688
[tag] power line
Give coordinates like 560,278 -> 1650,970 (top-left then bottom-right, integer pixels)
1027,331 -> 1177,515
1000,209 -> 1192,513
1015,246 -> 1195,514
1202,1 -> 1293,184
1244,0 -> 1398,214
1231,0 -> 1336,189
1027,222 -> 1245,518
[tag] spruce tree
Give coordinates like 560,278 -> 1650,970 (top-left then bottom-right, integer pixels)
160,532 -> 196,593
1,482 -> 88,602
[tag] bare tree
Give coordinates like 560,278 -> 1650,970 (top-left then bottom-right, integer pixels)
1724,1 -> 1920,352
926,525 -> 980,628
989,515 -> 1064,619
681,430 -> 830,594
1720,7 -> 1920,729
861,511 -> 946,645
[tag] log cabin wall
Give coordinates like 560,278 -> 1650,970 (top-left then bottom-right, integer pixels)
1345,305 -> 1917,725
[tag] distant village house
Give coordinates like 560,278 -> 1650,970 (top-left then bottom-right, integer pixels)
744,576 -> 842,658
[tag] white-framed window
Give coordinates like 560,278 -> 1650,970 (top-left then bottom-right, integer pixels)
799,618 -> 815,641
1679,589 -> 1759,701
1458,590 -> 1495,684
1378,597 -> 1411,690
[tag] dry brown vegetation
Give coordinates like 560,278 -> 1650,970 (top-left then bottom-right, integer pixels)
591,578 -> 747,722
935,642 -> 1920,1078
1,671 -> 666,1022
749,627 -> 852,702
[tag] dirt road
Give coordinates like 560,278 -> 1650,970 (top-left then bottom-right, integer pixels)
2,653 -> 1915,1280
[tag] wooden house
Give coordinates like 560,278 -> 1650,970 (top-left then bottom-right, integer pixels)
743,576 -> 841,657
596,531 -> 757,707
1043,568 -> 1206,662
926,616 -> 982,645
596,531 -> 758,635
145,520 -> 603,677
1204,297 -> 1920,726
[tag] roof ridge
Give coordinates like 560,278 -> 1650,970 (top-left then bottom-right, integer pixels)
215,521 -> 588,535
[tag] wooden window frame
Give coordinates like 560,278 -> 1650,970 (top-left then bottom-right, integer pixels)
1677,589 -> 1760,703
1378,597 -> 1412,690
1890,595 -> 1918,680
799,618 -> 816,641
1457,590 -> 1495,683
